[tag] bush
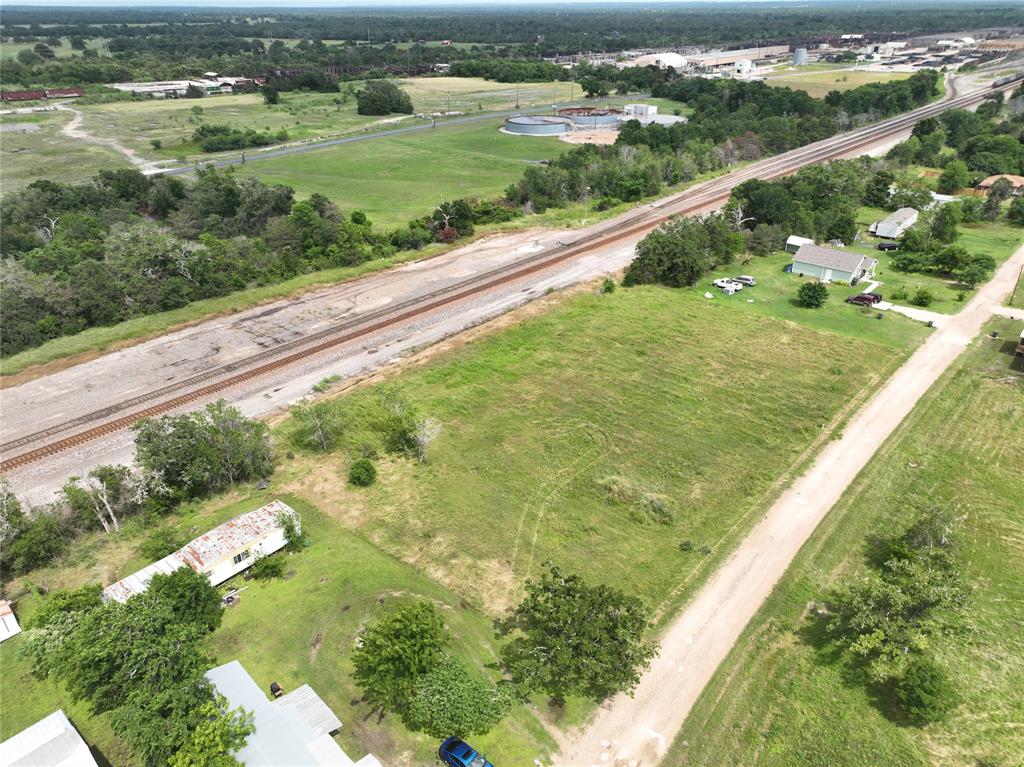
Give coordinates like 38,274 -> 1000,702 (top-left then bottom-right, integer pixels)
357,80 -> 413,116
349,458 -> 377,487
148,566 -> 223,631
140,526 -> 187,561
796,281 -> 829,308
600,277 -> 616,294
889,286 -> 909,301
910,288 -> 934,307
248,554 -> 286,580
894,655 -> 958,725
404,657 -> 514,738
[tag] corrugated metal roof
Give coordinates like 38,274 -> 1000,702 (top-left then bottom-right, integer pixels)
0,710 -> 98,767
275,685 -> 343,736
102,500 -> 297,603
793,244 -> 874,274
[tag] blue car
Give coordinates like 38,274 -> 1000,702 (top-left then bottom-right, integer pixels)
438,737 -> 493,767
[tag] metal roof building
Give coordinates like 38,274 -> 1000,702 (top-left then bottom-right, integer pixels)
0,710 -> 97,767
206,661 -> 381,767
792,244 -> 878,285
103,500 -> 298,602
0,600 -> 21,644
871,207 -> 919,239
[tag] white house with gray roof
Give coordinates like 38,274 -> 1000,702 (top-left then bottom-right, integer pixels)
0,710 -> 97,767
791,244 -> 877,285
870,207 -> 919,239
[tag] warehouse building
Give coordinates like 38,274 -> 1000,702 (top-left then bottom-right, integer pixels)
102,500 -> 299,602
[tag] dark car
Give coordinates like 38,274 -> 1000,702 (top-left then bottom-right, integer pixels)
864,291 -> 883,303
439,738 -> 493,767
877,242 -> 899,251
846,294 -> 877,306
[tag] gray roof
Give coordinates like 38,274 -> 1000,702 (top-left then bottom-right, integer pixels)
878,207 -> 918,228
0,710 -> 98,767
275,685 -> 342,737
793,244 -> 876,274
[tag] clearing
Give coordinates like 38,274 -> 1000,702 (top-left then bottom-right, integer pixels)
766,67 -> 913,98
666,316 -> 1024,767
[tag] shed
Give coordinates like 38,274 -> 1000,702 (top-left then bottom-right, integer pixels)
0,600 -> 21,644
792,244 -> 877,285
206,660 -> 381,767
102,499 -> 299,602
0,710 -> 98,767
785,235 -> 814,254
870,207 -> 919,239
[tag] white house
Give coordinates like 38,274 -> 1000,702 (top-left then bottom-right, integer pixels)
870,207 -> 919,239
0,710 -> 98,767
0,600 -> 21,644
785,235 -> 815,254
792,244 -> 877,285
102,500 -> 299,602
207,660 -> 382,767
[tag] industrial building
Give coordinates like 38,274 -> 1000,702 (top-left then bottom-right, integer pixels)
207,660 -> 382,767
102,499 -> 299,602
621,103 -> 687,126
109,73 -> 262,98
503,114 -> 573,136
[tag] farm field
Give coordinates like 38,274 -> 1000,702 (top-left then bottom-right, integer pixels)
766,66 -> 912,98
666,317 -> 1024,767
273,282 -> 915,631
0,36 -> 109,58
0,495 -> 557,767
0,109 -> 130,190
234,119 -> 571,228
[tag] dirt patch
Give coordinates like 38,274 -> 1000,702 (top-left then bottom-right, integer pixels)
0,122 -> 41,133
309,630 -> 324,663
559,129 -> 618,146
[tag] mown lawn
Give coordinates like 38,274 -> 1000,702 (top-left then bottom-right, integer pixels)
666,317 -> 1024,767
766,67 -> 912,98
234,120 -> 571,228
274,284 -> 913,628
0,494 -> 557,767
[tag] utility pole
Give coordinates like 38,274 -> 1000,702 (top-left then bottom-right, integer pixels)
447,89 -> 451,114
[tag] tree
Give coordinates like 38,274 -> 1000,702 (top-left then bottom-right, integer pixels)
623,217 -> 712,287
984,178 -> 1013,221
929,204 -> 961,245
957,254 -> 996,289
149,566 -> 223,632
501,564 -> 656,702
893,655 -> 958,725
910,288 -> 934,307
290,401 -> 344,452
795,281 -> 829,308
352,602 -> 449,713
185,83 -> 206,99
169,696 -> 254,767
936,160 -> 970,194
262,85 -> 280,105
356,80 -> 413,116
1006,195 -> 1024,227
405,657 -> 514,738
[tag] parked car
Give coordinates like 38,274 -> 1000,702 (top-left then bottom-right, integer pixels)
864,292 -> 883,303
846,294 -> 877,306
877,242 -> 899,251
439,738 -> 493,767
732,275 -> 757,286
713,278 -> 743,291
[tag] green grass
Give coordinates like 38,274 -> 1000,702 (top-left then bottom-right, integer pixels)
766,67 -> 912,98
0,494 -> 557,767
1009,267 -> 1024,308
0,110 -> 130,191
233,120 -> 571,228
665,317 -> 1024,767
274,284 -> 912,628
0,37 -> 109,59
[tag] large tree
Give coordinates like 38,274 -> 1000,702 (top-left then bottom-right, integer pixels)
501,565 -> 656,702
405,657 -> 514,738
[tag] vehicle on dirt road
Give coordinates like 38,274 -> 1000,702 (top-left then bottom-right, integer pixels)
732,275 -> 757,286
439,738 -> 494,767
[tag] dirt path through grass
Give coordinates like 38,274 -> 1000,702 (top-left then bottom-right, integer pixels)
56,102 -> 156,171
555,242 -> 1024,767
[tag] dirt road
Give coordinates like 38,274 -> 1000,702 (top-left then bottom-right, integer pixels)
556,243 -> 1024,767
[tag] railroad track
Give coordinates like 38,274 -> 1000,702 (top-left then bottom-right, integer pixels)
1,80 -> 1015,473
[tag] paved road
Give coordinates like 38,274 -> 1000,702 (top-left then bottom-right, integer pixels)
556,242 -> 1024,767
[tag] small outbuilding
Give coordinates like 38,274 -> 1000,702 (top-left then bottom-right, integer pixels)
102,499 -> 299,602
792,244 -> 877,285
785,235 -> 815,254
0,600 -> 21,644
870,207 -> 919,239
0,710 -> 98,767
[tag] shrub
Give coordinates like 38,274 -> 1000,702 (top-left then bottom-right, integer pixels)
404,657 -> 514,738
889,286 -> 909,301
349,458 -> 377,487
910,288 -> 934,307
148,566 -> 223,631
140,526 -> 187,561
600,277 -> 616,294
796,281 -> 829,308
894,655 -> 958,725
248,554 -> 286,580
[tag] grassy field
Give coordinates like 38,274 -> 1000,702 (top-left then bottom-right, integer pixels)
0,37 -> 109,59
0,495 -> 557,767
766,67 -> 912,98
234,119 -> 571,228
666,317 -> 1024,767
0,109 -> 129,190
274,284 -> 915,626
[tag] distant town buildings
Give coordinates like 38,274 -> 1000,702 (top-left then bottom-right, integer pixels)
109,73 -> 264,98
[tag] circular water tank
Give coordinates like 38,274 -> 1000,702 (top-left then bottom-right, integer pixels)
557,107 -> 622,127
503,115 -> 572,136
794,48 -> 808,66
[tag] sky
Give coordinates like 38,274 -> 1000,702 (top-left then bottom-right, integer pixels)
0,0 -> 853,6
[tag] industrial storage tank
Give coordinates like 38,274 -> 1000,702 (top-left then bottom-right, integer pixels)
557,106 -> 623,128
503,115 -> 572,136
793,48 -> 808,66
